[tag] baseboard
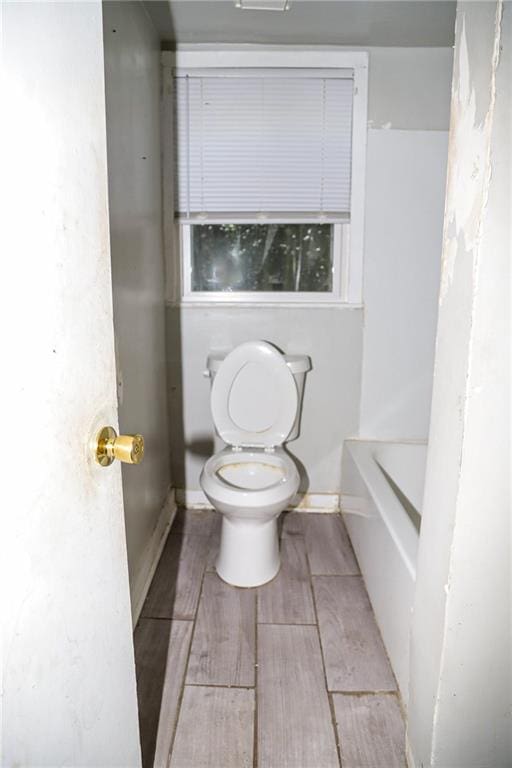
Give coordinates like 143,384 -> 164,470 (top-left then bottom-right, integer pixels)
130,488 -> 177,626
176,488 -> 340,513
340,493 -> 371,517
290,492 -> 340,512
176,488 -> 212,509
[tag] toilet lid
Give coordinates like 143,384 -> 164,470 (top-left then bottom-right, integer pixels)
211,341 -> 298,448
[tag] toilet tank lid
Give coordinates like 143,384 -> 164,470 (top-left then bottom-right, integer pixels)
207,350 -> 311,374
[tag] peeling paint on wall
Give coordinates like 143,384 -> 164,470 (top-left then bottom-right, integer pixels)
440,3 -> 503,303
408,1 -> 511,765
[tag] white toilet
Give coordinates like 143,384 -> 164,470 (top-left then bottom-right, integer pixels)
200,340 -> 311,587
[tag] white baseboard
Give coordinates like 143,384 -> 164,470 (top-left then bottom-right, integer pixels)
290,492 -> 340,512
176,488 -> 212,509
131,488 -> 177,626
176,488 -> 340,513
340,493 -> 371,517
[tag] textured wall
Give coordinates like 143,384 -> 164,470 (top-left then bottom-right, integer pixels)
167,305 -> 363,495
103,1 -> 172,612
409,3 -> 512,764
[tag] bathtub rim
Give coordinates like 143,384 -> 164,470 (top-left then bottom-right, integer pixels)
342,438 -> 427,580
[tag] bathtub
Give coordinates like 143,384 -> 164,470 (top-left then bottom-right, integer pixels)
341,439 -> 427,705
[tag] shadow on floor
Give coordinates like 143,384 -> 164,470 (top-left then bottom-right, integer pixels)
134,616 -> 174,767
134,508 -> 217,767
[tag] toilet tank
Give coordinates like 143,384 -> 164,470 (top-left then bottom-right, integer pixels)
205,348 -> 311,442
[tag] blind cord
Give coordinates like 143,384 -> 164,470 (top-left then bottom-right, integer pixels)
320,78 -> 327,216
200,77 -> 205,213
185,74 -> 191,219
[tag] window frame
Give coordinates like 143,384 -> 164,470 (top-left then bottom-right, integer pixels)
162,48 -> 368,307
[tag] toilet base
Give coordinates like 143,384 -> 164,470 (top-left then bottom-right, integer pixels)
216,515 -> 280,588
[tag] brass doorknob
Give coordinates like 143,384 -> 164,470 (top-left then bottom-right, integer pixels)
94,426 -> 145,467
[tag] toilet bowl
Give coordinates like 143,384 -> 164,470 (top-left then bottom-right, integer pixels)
200,340 -> 310,587
201,447 -> 300,586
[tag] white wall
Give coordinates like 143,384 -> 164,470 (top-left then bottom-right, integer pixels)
360,129 -> 449,438
103,1 -> 173,619
360,48 -> 452,440
167,306 -> 363,495
408,3 -> 511,764
366,47 -> 452,130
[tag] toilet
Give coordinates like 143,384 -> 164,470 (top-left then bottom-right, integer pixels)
200,340 -> 311,588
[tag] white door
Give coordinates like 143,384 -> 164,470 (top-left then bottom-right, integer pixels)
2,3 -> 141,765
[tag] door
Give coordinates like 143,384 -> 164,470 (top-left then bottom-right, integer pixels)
2,2 -> 141,765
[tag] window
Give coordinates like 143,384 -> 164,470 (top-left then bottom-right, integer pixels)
164,50 -> 368,304
189,223 -> 334,293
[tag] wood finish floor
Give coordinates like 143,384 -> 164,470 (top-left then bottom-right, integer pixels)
135,510 -> 406,768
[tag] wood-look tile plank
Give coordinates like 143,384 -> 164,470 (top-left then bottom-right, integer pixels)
313,576 -> 396,692
142,533 -> 208,620
186,572 -> 256,686
303,514 -> 360,575
134,618 -> 185,768
172,508 -> 216,537
333,694 -> 406,767
170,686 -> 254,768
280,511 -> 304,538
153,621 -> 194,768
257,624 -> 340,768
205,514 -> 221,572
258,537 -> 316,624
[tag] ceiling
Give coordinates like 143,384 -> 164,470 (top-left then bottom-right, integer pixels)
144,1 -> 456,47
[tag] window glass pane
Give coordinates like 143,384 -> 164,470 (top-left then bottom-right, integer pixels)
191,224 -> 333,293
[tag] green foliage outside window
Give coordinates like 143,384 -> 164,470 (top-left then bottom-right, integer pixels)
191,223 -> 333,293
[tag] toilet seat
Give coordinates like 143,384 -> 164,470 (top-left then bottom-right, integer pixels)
201,447 -> 299,511
211,341 -> 298,448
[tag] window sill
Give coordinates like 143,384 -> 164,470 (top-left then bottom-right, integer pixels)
167,299 -> 363,309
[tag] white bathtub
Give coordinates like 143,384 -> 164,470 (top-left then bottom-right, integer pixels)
341,439 -> 427,705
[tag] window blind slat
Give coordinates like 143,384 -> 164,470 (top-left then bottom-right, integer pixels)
174,72 -> 353,216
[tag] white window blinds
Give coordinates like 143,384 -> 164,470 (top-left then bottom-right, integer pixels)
174,69 -> 354,220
